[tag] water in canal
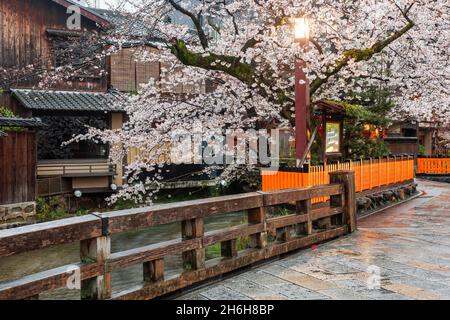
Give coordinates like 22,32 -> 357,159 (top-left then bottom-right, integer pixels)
0,211 -> 246,299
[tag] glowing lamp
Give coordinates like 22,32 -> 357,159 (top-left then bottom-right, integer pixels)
294,17 -> 310,42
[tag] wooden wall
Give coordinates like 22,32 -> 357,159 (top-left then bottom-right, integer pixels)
0,0 -> 105,90
110,47 -> 207,94
384,137 -> 418,156
0,131 -> 37,205
110,47 -> 160,92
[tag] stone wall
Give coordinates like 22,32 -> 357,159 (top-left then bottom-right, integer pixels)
357,183 -> 418,216
0,201 -> 36,224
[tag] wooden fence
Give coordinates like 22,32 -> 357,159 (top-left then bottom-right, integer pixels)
0,131 -> 36,205
417,157 -> 450,175
262,156 -> 414,203
0,171 -> 356,300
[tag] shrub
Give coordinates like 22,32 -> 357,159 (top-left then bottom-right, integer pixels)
0,107 -> 23,132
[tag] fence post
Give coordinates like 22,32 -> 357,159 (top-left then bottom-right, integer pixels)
378,157 -> 381,187
182,218 -> 205,270
394,156 -> 397,182
80,236 -> 111,300
296,199 -> 313,235
248,207 -> 267,249
143,259 -> 164,283
360,158 -> 363,191
329,171 -> 357,233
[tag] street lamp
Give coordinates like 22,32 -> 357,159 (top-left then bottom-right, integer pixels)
293,17 -> 311,166
294,17 -> 310,44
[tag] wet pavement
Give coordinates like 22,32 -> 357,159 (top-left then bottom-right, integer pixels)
177,179 -> 450,300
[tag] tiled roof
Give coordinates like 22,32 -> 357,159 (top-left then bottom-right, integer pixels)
90,8 -> 168,46
11,89 -> 125,112
52,1 -> 111,28
91,8 -> 151,37
0,117 -> 44,128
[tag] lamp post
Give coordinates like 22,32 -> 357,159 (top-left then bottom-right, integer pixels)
294,17 -> 311,166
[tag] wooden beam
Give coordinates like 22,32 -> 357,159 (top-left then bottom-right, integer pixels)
182,218 -> 205,270
0,215 -> 102,257
143,259 -> 165,283
330,171 -> 357,233
112,227 -> 346,300
261,184 -> 343,206
0,263 -> 101,300
221,239 -> 238,258
297,199 -> 313,235
247,207 -> 267,249
107,238 -> 201,272
105,193 -> 263,233
203,223 -> 264,247
80,236 -> 111,300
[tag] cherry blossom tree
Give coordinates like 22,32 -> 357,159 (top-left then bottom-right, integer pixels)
5,0 -> 449,203
82,0 -> 446,203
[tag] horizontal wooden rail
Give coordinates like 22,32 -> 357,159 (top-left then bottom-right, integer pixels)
0,171 -> 356,300
0,215 -> 102,257
37,161 -> 116,177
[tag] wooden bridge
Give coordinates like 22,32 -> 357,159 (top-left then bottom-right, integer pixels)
0,171 -> 356,300
178,179 -> 450,300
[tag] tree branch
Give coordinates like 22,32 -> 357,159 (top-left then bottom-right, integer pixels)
168,0 -> 209,49
310,10 -> 415,95
170,39 -> 254,84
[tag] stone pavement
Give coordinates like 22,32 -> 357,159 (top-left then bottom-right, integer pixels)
177,179 -> 450,300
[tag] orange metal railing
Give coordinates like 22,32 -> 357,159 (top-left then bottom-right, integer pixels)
262,157 -> 415,203
417,158 -> 450,174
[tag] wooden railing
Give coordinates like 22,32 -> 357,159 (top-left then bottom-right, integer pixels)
36,177 -> 72,197
0,171 -> 356,300
417,157 -> 450,175
37,159 -> 116,177
262,156 -> 414,202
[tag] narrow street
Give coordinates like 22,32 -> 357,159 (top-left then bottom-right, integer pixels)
179,179 -> 450,300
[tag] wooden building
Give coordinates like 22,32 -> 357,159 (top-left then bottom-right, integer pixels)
384,121 -> 419,156
0,117 -> 42,222
0,0 -> 215,205
0,0 -> 130,199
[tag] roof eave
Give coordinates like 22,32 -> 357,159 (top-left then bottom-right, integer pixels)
51,0 -> 112,29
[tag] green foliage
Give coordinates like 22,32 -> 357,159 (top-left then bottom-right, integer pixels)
418,144 -> 426,156
36,196 -> 90,221
110,198 -> 136,210
75,208 -> 90,216
346,137 -> 389,160
0,107 -> 23,132
36,197 -> 67,221
323,99 -> 389,127
346,85 -> 395,116
0,107 -> 16,117
271,206 -> 292,217
322,85 -> 393,160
